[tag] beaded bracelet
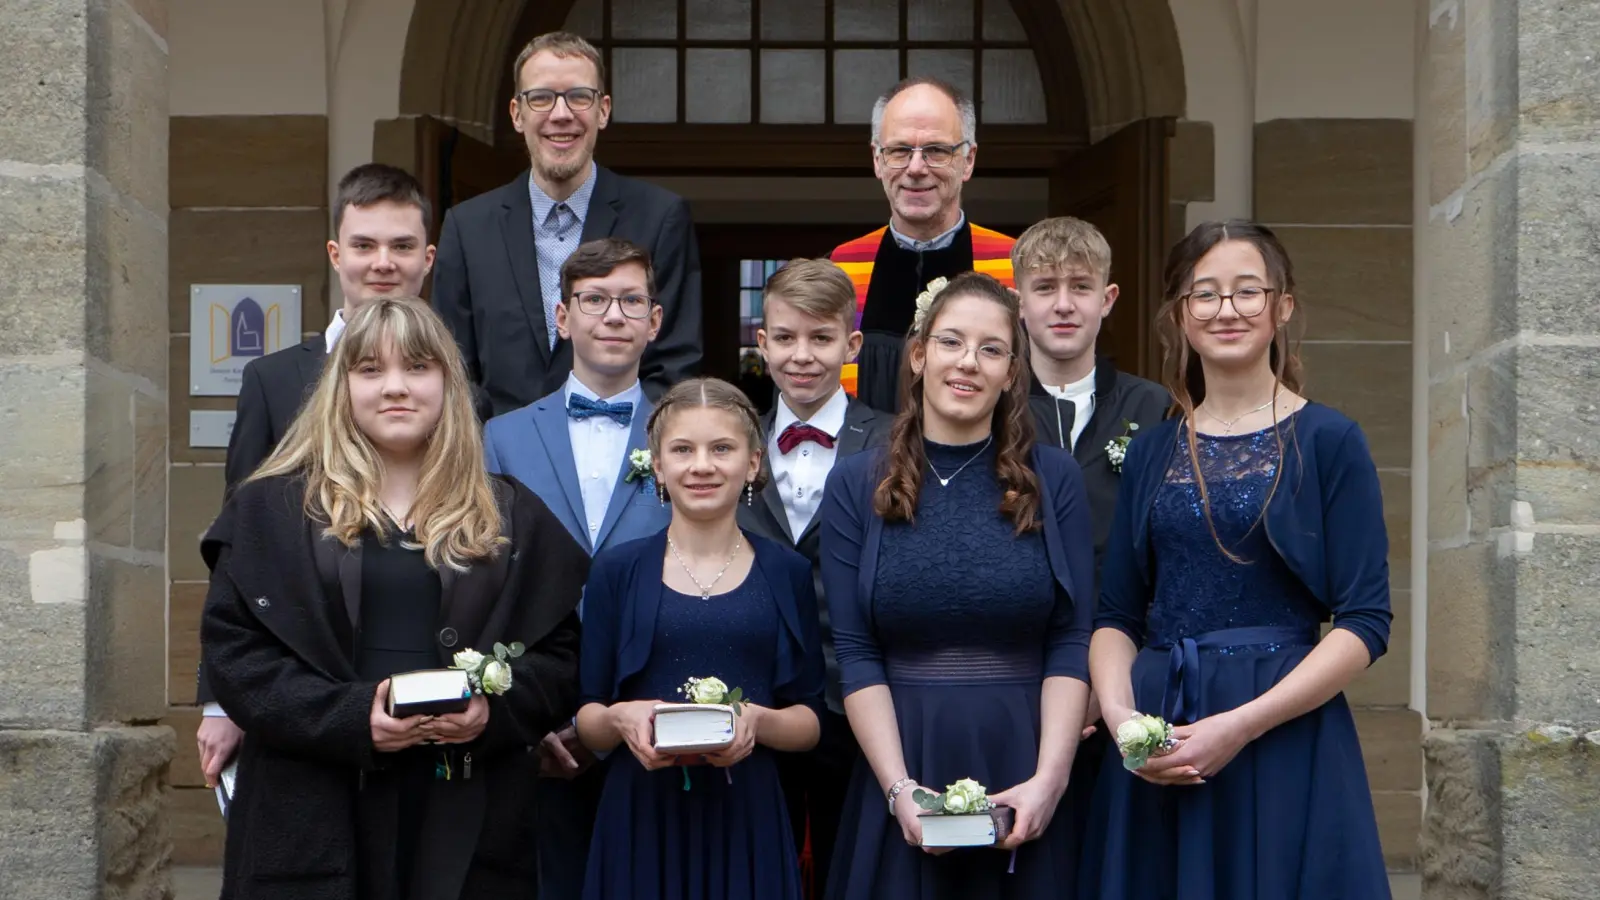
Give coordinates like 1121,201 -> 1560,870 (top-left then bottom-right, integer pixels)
886,777 -> 917,815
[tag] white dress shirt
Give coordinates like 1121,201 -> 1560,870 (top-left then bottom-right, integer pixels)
1042,368 -> 1096,451
565,373 -> 643,546
768,388 -> 849,539
324,308 -> 347,352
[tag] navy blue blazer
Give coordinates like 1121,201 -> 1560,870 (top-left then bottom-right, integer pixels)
818,444 -> 1097,698
483,387 -> 670,559
578,529 -> 826,716
1095,402 -> 1393,663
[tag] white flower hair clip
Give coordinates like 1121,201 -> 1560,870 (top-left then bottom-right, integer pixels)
910,276 -> 950,334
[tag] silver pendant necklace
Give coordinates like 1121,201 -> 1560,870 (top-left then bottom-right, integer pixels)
1202,398 -> 1275,435
927,435 -> 994,487
667,533 -> 742,599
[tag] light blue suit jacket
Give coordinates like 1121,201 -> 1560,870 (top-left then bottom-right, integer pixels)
483,388 -> 670,569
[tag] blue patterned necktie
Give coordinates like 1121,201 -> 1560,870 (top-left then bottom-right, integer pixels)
567,393 -> 633,427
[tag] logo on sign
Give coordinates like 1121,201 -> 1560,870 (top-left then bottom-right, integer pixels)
210,297 -> 285,364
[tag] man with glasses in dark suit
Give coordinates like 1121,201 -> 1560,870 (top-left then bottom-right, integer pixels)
433,31 -> 702,418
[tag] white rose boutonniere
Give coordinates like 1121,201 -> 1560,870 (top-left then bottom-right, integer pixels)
679,675 -> 746,716
1114,713 -> 1178,771
1105,420 -> 1140,473
911,276 -> 950,334
624,448 -> 656,495
912,777 -> 995,815
452,642 -> 524,696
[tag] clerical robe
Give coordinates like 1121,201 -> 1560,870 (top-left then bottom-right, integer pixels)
830,221 -> 1015,413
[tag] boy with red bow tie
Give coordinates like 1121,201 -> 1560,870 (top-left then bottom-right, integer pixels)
739,259 -> 889,897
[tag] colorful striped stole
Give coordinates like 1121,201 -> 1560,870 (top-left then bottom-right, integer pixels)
831,223 -> 1017,396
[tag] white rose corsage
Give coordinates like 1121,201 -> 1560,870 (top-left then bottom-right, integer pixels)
1114,713 -> 1178,771
912,777 -> 994,814
452,642 -> 524,696
910,276 -> 950,334
1105,420 -> 1139,472
679,675 -> 746,716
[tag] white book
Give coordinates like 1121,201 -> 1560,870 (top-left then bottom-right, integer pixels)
214,759 -> 239,818
918,807 -> 1015,848
387,669 -> 472,718
652,703 -> 736,754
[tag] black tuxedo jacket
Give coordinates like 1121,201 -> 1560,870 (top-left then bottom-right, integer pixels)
737,396 -> 889,713
432,167 -> 702,419
225,335 -> 325,491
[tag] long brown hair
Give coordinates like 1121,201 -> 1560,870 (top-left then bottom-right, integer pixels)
1156,221 -> 1304,560
251,297 -> 504,570
873,271 -> 1040,534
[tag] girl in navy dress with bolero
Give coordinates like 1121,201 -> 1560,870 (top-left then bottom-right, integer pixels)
820,272 -> 1097,899
1080,222 -> 1393,899
575,378 -> 826,900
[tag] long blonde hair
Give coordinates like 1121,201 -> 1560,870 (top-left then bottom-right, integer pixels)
251,297 -> 503,570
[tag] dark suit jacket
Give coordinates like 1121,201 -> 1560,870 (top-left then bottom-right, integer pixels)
200,473 -> 586,900
225,335 -> 325,491
432,167 -> 702,419
737,396 -> 888,713
1027,357 -> 1170,595
577,529 -> 824,720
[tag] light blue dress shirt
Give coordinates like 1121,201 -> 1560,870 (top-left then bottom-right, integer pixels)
529,163 -> 599,349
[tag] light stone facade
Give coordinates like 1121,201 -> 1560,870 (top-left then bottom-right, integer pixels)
0,0 -> 174,896
1417,0 -> 1600,896
1,0 -> 1596,896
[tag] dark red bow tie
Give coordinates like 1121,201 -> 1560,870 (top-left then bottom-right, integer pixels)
777,422 -> 836,454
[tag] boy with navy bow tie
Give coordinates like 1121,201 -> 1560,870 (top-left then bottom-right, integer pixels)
738,259 -> 889,896
483,236 -> 671,899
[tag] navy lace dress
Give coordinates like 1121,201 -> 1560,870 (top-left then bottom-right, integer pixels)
582,565 -> 803,900
826,439 -> 1086,900
1080,419 -> 1390,899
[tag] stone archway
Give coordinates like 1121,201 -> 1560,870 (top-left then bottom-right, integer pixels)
394,0 -> 1186,145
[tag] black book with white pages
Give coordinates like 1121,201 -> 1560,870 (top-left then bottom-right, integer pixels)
387,669 -> 473,718
652,703 -> 736,754
214,759 -> 239,818
918,806 -> 1015,848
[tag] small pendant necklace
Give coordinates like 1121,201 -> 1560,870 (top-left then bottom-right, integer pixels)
1202,398 -> 1275,435
668,533 -> 742,599
927,435 -> 994,487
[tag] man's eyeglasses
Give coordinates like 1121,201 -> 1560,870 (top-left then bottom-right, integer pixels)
572,291 -> 653,319
876,142 -> 970,169
518,87 -> 602,113
1181,287 -> 1275,321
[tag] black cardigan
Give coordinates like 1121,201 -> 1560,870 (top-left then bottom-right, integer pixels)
200,473 -> 587,900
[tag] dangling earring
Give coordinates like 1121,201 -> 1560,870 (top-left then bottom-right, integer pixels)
656,481 -> 666,503
745,481 -> 754,507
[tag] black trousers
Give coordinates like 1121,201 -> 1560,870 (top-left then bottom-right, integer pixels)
778,709 -> 859,898
533,763 -> 605,900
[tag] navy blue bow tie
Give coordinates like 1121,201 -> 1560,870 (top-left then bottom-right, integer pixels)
567,393 -> 634,427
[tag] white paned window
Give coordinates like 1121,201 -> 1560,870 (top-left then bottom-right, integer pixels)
761,50 -> 826,123
686,49 -> 752,123
612,48 -> 678,122
565,0 -> 1048,126
908,0 -> 974,41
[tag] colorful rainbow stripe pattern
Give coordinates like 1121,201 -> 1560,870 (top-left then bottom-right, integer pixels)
829,224 -> 1019,331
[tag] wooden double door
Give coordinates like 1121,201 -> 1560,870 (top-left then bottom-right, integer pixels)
387,117 -> 1173,387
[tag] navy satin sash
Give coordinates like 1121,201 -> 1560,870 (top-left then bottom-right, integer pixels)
1152,625 -> 1318,724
